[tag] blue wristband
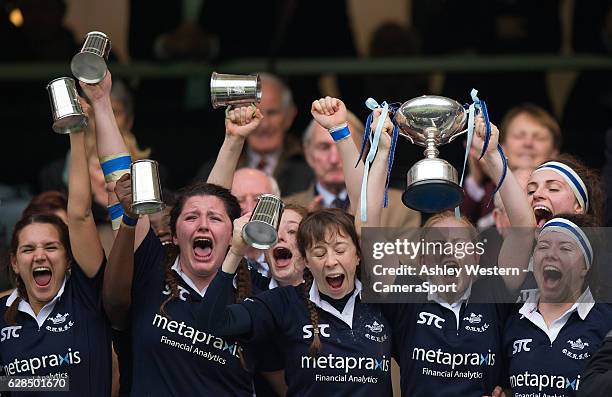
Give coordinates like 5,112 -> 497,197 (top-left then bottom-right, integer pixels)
107,203 -> 124,221
122,214 -> 138,227
107,203 -> 124,230
329,124 -> 351,142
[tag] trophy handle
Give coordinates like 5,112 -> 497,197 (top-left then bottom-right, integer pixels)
403,134 -> 415,144
448,128 -> 467,143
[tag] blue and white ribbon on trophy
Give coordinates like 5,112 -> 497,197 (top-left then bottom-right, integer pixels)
455,89 -> 508,217
357,89 -> 507,222
355,98 -> 400,222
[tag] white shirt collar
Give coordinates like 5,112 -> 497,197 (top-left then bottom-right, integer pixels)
428,282 -> 472,330
172,257 -> 208,297
308,278 -> 362,328
252,254 -> 269,277
315,182 -> 348,208
518,288 -> 595,344
269,277 -> 279,289
6,277 -> 68,328
246,147 -> 280,176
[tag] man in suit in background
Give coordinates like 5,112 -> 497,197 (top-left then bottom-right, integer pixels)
196,73 -> 313,196
284,111 -> 421,228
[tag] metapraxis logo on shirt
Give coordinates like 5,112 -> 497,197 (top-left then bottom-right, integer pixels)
2,348 -> 81,375
510,371 -> 581,392
301,353 -> 390,384
152,314 -> 241,361
412,347 -> 496,370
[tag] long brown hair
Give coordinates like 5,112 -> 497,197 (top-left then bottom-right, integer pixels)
159,182 -> 250,316
297,209 -> 361,357
5,214 -> 72,325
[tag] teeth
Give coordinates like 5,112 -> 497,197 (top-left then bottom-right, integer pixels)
327,274 -> 342,279
33,267 -> 50,273
533,206 -> 552,213
544,265 -> 560,272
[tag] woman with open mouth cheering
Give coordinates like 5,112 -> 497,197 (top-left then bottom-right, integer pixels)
196,108 -> 394,396
0,99 -> 111,396
501,214 -> 612,397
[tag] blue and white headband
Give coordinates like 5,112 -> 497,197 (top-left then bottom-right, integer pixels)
533,161 -> 589,213
540,217 -> 593,269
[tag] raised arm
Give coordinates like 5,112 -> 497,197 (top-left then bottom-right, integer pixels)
79,72 -> 150,249
207,105 -> 263,189
102,173 -> 137,329
473,116 -> 535,291
67,103 -> 105,277
311,97 -> 364,210
359,109 -> 394,230
198,213 -> 257,336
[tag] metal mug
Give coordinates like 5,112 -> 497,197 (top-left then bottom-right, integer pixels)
393,95 -> 468,212
71,31 -> 111,84
46,77 -> 88,134
131,160 -> 165,215
210,72 -> 261,109
242,194 -> 284,249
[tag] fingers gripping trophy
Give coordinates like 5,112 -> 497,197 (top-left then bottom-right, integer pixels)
365,92 -> 505,214
209,72 -> 284,249
394,96 -> 468,213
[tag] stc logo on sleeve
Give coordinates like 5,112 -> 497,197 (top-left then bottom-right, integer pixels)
512,339 -> 533,355
417,312 -> 445,329
1,326 -> 22,342
302,324 -> 331,339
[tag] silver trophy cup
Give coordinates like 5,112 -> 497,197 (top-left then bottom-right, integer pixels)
71,31 -> 111,84
242,194 -> 284,249
394,95 -> 468,213
210,72 -> 261,109
131,160 -> 165,215
46,77 -> 88,134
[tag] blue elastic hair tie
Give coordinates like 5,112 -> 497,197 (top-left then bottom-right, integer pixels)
101,155 -> 132,176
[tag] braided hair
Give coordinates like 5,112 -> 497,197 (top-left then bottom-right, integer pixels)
297,209 -> 361,357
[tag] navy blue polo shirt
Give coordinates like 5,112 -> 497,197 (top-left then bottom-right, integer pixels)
130,229 -> 254,396
382,276 -> 512,396
503,290 -> 612,397
240,278 -> 392,396
0,260 -> 111,396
